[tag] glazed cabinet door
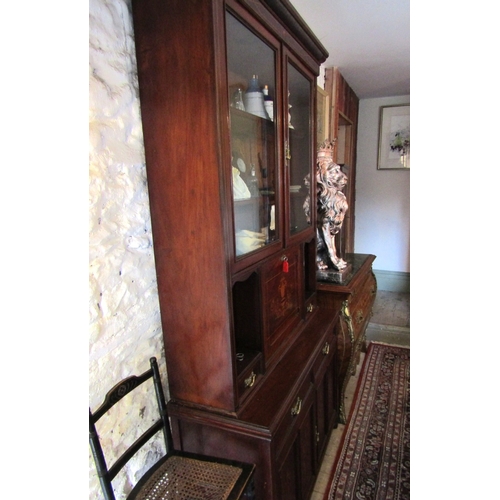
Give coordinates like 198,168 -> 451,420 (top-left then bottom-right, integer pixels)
225,8 -> 317,265
226,9 -> 281,263
285,53 -> 316,243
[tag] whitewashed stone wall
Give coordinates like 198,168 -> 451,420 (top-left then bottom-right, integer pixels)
89,0 -> 168,497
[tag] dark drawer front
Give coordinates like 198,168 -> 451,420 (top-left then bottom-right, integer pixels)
261,245 -> 301,361
236,351 -> 263,403
274,376 -> 314,460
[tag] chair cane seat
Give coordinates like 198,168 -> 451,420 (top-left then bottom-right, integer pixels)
129,454 -> 245,500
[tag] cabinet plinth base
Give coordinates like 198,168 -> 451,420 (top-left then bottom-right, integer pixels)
317,264 -> 353,284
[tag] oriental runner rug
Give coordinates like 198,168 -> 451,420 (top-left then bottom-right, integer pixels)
324,342 -> 410,500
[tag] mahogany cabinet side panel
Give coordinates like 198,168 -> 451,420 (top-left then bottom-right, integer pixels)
132,0 -> 236,410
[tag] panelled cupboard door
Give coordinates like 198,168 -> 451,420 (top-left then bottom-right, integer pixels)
315,357 -> 337,464
298,403 -> 317,500
278,443 -> 298,499
276,400 -> 317,500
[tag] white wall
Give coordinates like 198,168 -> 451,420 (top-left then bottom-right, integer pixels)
354,95 -> 410,274
89,0 -> 167,497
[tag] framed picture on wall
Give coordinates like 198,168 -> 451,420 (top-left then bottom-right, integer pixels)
377,104 -> 410,169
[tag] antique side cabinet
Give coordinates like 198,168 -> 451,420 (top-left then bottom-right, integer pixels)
317,254 -> 377,423
131,1 -> 341,499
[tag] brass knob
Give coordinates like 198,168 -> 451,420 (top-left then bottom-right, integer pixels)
244,372 -> 256,388
322,342 -> 330,355
291,396 -> 302,416
307,303 -> 314,313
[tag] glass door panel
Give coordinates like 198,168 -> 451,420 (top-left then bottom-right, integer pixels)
226,12 -> 278,257
287,62 -> 312,235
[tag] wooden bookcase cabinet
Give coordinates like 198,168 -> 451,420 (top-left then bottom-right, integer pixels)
131,1 -> 340,498
324,67 -> 360,256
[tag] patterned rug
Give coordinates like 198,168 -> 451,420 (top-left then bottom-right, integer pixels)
324,342 -> 410,500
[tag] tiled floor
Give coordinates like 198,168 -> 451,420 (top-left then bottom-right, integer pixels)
309,291 -> 410,500
365,291 -> 410,348
369,290 -> 410,328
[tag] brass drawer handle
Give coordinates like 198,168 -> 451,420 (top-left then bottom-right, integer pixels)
342,302 -> 351,318
244,371 -> 256,388
307,303 -> 314,313
291,397 -> 302,416
322,342 -> 330,355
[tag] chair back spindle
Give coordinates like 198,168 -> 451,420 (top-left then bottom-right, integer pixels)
89,356 -> 255,500
89,358 -> 168,500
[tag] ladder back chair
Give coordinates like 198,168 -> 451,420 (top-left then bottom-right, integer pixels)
89,357 -> 255,500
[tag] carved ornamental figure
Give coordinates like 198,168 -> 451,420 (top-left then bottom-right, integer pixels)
315,140 -> 348,271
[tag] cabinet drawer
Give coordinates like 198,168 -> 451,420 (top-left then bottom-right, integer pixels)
236,350 -> 263,403
274,376 -> 314,460
348,271 -> 376,337
349,269 -> 376,311
311,327 -> 335,384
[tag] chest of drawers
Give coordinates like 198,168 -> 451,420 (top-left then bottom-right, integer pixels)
317,254 -> 377,422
